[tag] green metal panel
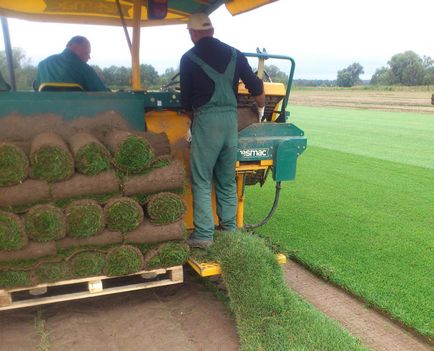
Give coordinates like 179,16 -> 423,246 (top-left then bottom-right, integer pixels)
0,92 -> 146,130
273,140 -> 303,181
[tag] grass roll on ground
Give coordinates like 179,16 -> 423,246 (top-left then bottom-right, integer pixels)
146,192 -> 185,225
65,200 -> 104,238
69,251 -> 106,278
102,130 -> 154,174
30,132 -> 74,182
104,197 -> 143,232
146,242 -> 189,269
0,143 -> 29,186
69,132 -> 111,176
105,245 -> 144,276
0,270 -> 32,288
0,211 -> 27,251
25,204 -> 66,242
210,231 -> 366,351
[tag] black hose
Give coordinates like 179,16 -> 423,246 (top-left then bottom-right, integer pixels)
245,181 -> 282,229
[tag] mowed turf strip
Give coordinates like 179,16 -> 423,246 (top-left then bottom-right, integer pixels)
245,146 -> 434,338
289,105 -> 434,169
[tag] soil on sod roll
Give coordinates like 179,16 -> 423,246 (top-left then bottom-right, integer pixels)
102,130 -> 154,174
65,200 -> 104,238
105,245 -> 144,276
51,171 -> 119,200
0,241 -> 56,262
135,131 -> 171,157
0,179 -> 50,210
238,106 -> 260,131
30,132 -> 74,182
104,197 -> 143,232
146,192 -> 186,225
125,219 -> 185,244
56,229 -> 123,250
24,204 -> 66,242
69,132 -> 111,176
0,211 -> 27,251
68,251 -> 106,278
0,270 -> 32,288
0,142 -> 29,186
123,159 -> 184,196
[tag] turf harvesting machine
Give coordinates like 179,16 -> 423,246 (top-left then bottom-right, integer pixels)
0,0 -> 306,308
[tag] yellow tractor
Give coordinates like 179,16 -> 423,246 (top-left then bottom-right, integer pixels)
0,0 -> 306,277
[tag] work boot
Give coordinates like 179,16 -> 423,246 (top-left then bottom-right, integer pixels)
186,238 -> 213,249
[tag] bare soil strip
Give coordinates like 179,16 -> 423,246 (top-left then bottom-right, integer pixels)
283,261 -> 432,351
290,90 -> 434,113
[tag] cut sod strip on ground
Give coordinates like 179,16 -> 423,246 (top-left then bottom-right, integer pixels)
104,197 -> 144,232
69,132 -> 111,176
146,192 -> 186,225
246,105 -> 434,338
208,231 -> 366,351
0,143 -> 29,186
0,211 -> 27,250
65,200 -> 105,238
25,204 -> 66,242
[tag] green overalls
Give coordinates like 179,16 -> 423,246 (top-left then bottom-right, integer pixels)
187,48 -> 238,241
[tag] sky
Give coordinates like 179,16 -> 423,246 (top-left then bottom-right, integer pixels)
1,0 -> 433,80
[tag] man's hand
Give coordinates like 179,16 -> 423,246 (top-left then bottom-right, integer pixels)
257,105 -> 265,122
186,128 -> 192,143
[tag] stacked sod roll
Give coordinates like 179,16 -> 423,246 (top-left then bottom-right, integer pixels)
0,127 -> 189,289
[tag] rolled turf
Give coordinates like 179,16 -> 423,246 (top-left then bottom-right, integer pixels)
103,130 -> 154,174
0,211 -> 27,251
0,270 -> 32,288
0,143 -> 29,186
25,204 -> 66,242
146,242 -> 189,269
146,192 -> 186,225
105,245 -> 144,276
104,197 -> 144,232
30,132 -> 74,182
69,132 -> 111,176
32,261 -> 70,284
69,251 -> 106,278
65,199 -> 105,238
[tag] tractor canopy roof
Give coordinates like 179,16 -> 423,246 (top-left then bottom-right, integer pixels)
0,0 -> 277,26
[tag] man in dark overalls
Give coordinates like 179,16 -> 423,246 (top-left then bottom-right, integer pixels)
180,13 -> 265,248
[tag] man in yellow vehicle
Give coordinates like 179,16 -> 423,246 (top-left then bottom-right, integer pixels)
180,13 -> 265,248
34,36 -> 108,91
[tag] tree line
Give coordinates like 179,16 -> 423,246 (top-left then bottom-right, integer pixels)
1,48 -> 433,90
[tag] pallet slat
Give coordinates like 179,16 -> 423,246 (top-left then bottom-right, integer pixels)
0,266 -> 183,311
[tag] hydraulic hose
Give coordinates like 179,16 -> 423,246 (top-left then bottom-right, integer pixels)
245,181 -> 282,229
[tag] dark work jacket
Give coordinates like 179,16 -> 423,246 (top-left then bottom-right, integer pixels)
35,49 -> 108,91
180,37 -> 263,111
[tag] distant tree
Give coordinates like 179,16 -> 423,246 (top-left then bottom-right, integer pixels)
388,51 -> 425,85
336,62 -> 364,87
103,65 -> 131,88
370,66 -> 395,85
264,65 -> 288,84
0,48 -> 36,90
140,64 -> 159,89
159,67 -> 179,87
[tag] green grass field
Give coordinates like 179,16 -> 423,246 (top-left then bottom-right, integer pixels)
246,106 -> 434,338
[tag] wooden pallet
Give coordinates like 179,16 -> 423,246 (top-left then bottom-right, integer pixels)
0,265 -> 183,311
